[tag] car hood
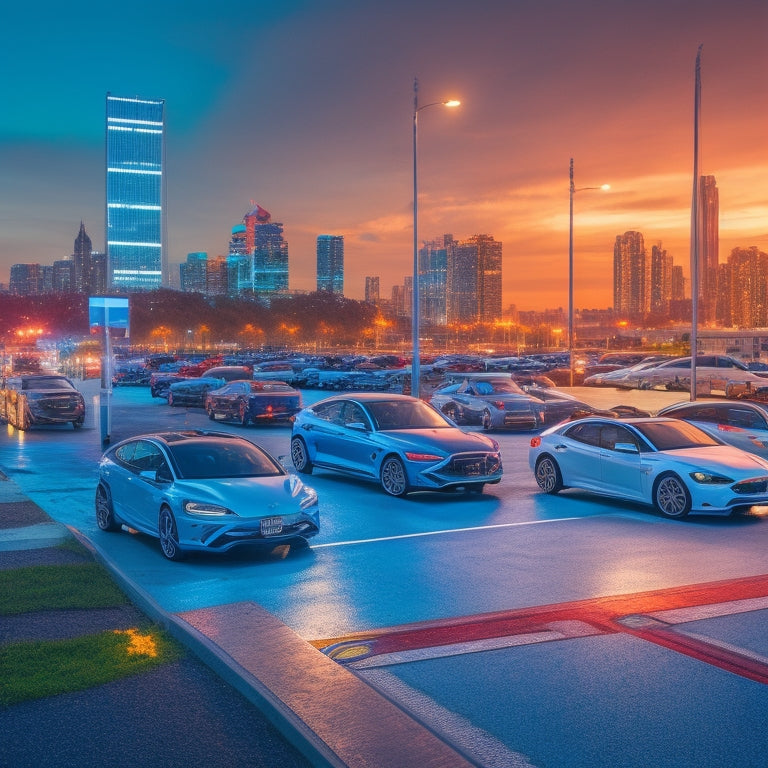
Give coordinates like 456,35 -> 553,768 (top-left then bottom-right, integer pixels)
173,474 -> 311,518
661,445 -> 768,474
378,428 -> 498,454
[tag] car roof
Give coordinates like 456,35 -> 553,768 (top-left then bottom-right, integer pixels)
112,430 -> 247,447
314,392 -> 420,404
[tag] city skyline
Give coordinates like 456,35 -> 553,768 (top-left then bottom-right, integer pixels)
1,1 -> 766,311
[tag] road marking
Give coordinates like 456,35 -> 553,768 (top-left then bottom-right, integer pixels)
312,516 -> 584,548
315,575 -> 768,684
361,669 -> 537,768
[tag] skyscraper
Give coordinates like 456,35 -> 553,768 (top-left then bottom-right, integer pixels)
446,234 -> 502,324
613,231 -> 648,316
698,175 -> 719,324
649,242 -> 673,315
365,276 -> 380,304
72,221 -> 92,294
106,94 -> 165,292
180,252 -> 208,294
316,235 -> 344,294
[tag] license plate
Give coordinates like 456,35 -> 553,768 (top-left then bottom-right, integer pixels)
465,463 -> 481,476
260,516 -> 283,536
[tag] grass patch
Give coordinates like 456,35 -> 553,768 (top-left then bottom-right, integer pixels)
1,628 -> 183,706
0,564 -> 128,615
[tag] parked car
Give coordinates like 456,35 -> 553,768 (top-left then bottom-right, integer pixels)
150,372 -> 186,399
205,380 -> 302,425
529,416 -> 768,518
251,362 -> 298,383
95,430 -> 319,560
0,374 -> 85,430
290,393 -> 503,496
168,376 -> 225,407
656,400 -> 768,459
429,376 -> 545,430
200,365 -> 253,381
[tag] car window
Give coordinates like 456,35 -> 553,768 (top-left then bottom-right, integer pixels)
22,377 -> 75,391
684,406 -> 719,423
341,403 -> 369,428
474,382 -> 493,395
600,424 -> 638,451
634,420 -> 720,450
313,401 -> 345,424
723,406 -> 766,429
367,399 -> 449,430
169,440 -> 282,479
564,422 -> 601,447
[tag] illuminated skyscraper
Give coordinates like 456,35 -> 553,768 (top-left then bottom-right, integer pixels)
180,252 -> 208,294
613,231 -> 648,316
365,276 -> 380,304
316,235 -> 344,294
698,175 -> 719,323
649,242 -> 673,315
106,94 -> 165,292
446,233 -> 502,324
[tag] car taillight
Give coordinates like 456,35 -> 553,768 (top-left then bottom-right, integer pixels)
492,400 -> 505,409
717,423 -> 745,433
530,436 -> 541,447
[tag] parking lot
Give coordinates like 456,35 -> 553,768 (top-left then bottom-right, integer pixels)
2,382 -> 768,767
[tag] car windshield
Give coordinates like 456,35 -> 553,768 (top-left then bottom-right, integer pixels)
22,377 -> 74,391
633,420 -> 721,450
168,439 -> 284,479
367,399 -> 450,430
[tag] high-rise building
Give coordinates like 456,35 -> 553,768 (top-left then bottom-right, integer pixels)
649,243 -> 673,315
316,235 -> 344,294
613,231 -> 648,316
72,221 -> 92,294
52,259 -> 74,293
365,276 -> 380,304
698,175 -> 719,323
180,252 -> 208,294
106,94 -> 165,292
446,233 -> 502,324
419,235 -> 453,325
9,264 -> 44,295
206,256 -> 228,296
727,247 -> 768,327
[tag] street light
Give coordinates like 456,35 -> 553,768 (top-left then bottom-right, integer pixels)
412,77 -> 460,398
568,157 -> 610,386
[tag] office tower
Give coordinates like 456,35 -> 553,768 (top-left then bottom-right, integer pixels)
728,247 -> 768,327
180,252 -> 208,294
649,243 -> 673,315
316,235 -> 344,294
9,264 -> 44,295
419,235 -> 452,325
446,234 -> 502,324
671,265 -> 685,301
206,256 -> 229,296
53,259 -> 74,292
365,276 -> 380,304
72,221 -> 93,294
698,175 -> 719,323
106,94 -> 165,292
613,231 -> 648,316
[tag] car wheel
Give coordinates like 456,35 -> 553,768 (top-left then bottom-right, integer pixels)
653,472 -> 691,518
290,436 -> 313,474
481,409 -> 493,431
442,403 -> 458,422
72,418 -> 83,430
168,391 -> 176,407
207,406 -> 216,421
380,455 -> 409,497
159,506 -> 186,561
535,455 -> 563,494
95,485 -> 120,532
238,401 -> 250,426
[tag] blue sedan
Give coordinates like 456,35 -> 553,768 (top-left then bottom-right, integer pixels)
95,430 -> 319,560
290,393 -> 503,497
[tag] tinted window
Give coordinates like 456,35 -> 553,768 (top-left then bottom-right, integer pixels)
723,406 -> 767,429
169,439 -> 282,479
22,377 -> 75,391
565,422 -> 601,447
599,424 -> 638,451
634,420 -> 719,450
367,399 -> 449,430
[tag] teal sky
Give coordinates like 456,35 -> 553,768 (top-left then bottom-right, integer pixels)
1,0 -> 766,310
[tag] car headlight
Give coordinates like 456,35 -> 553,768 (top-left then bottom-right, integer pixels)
689,471 -> 733,485
405,451 -> 444,462
184,501 -> 234,516
299,486 -> 318,510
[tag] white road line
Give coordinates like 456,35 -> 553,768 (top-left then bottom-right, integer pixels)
312,516 -> 584,548
648,596 -> 768,625
360,669 -> 537,768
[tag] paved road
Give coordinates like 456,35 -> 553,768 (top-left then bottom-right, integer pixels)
2,383 -> 767,767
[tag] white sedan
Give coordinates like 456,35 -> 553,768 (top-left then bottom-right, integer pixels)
529,416 -> 768,518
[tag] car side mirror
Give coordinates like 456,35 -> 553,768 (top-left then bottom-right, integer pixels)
614,442 -> 639,454
346,422 -> 369,432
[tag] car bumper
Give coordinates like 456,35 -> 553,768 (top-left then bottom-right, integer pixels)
411,452 -> 503,490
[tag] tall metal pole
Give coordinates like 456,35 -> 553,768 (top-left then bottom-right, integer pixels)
412,78 -> 421,398
690,45 -> 703,402
568,158 -> 575,387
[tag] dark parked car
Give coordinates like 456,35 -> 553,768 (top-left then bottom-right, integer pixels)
205,380 -> 302,425
200,365 -> 254,381
95,430 -> 319,560
0,374 -> 85,431
168,377 -> 225,407
290,393 -> 503,497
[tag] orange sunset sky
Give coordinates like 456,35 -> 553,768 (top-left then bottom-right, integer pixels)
1,0 -> 766,312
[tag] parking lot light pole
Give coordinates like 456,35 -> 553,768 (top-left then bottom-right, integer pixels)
569,158 -> 610,387
412,78 -> 460,398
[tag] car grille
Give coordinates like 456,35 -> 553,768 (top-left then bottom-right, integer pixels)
443,452 -> 502,477
732,478 -> 768,494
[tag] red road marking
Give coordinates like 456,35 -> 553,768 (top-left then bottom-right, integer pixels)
314,574 -> 768,683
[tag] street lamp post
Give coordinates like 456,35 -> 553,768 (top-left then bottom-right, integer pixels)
568,157 -> 610,387
412,78 -> 460,398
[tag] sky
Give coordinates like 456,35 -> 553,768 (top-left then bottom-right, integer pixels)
1,0 -> 766,312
